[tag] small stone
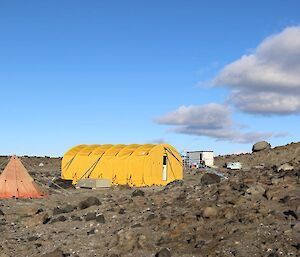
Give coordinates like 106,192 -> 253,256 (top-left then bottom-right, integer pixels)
87,228 -> 98,235
24,212 -> 49,227
147,213 -> 156,220
292,223 -> 300,233
28,236 -> 39,241
132,189 -> 145,197
267,252 -> 279,257
164,180 -> 183,189
246,184 -> 266,198
85,212 -> 96,221
41,248 -> 65,257
203,207 -> 218,219
296,204 -> 300,219
78,197 -> 101,209
96,213 -> 106,223
71,215 -> 82,221
155,248 -> 171,257
119,208 -> 125,214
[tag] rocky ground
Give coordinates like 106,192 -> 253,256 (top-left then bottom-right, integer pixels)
0,142 -> 299,257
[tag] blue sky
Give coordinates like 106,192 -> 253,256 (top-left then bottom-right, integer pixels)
0,1 -> 300,156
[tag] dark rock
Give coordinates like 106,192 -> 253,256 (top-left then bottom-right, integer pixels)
0,209 -> 4,216
132,189 -> 145,197
283,210 -> 298,219
87,228 -> 98,235
71,215 -> 82,221
96,214 -> 106,223
51,215 -> 67,223
28,236 -> 39,241
200,173 -> 221,185
49,178 -> 74,189
57,215 -> 67,222
61,204 -> 76,213
194,240 -> 205,248
78,197 -> 101,209
85,212 -> 96,221
147,213 -> 156,220
155,248 -> 171,257
53,207 -> 64,216
41,248 -> 65,257
252,141 -> 271,152
267,252 -> 279,257
291,243 -> 300,250
119,208 -> 125,214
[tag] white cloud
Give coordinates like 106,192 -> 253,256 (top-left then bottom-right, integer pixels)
155,104 -> 275,143
214,26 -> 300,115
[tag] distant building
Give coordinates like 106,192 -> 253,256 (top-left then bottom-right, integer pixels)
184,151 -> 214,167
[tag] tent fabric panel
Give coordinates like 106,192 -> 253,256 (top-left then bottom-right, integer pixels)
61,143 -> 183,187
0,156 -> 47,199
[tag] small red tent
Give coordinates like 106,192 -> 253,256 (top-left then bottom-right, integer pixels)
0,156 -> 47,198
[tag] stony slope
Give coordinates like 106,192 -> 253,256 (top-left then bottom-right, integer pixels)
0,142 -> 299,257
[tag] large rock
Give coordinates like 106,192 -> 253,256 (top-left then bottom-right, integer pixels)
252,141 -> 271,152
78,197 -> 101,210
200,173 -> 221,185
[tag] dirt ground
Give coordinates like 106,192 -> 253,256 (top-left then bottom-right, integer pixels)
0,142 -> 299,257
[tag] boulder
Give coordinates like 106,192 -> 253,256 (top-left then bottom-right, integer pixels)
78,197 -> 101,210
200,173 -> 221,185
252,141 -> 271,152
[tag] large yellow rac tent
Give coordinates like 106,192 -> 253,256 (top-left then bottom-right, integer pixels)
61,144 -> 183,187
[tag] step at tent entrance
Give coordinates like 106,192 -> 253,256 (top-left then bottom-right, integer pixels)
61,144 -> 183,187
0,156 -> 47,198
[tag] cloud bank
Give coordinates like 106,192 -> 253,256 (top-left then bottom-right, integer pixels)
214,26 -> 300,115
156,104 -> 274,143
156,26 -> 298,142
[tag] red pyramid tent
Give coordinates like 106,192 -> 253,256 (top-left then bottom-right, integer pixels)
0,156 -> 47,198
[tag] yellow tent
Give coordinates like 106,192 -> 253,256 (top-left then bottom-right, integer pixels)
61,144 -> 183,186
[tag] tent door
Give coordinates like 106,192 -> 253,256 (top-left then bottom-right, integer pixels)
162,154 -> 168,181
